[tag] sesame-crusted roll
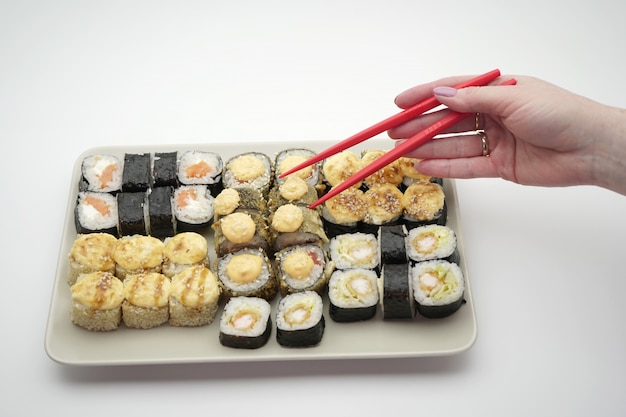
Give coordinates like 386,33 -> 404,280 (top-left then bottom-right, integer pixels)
70,271 -> 124,331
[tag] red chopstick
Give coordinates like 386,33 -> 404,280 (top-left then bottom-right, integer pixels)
308,77 -> 518,209
279,68 -> 502,179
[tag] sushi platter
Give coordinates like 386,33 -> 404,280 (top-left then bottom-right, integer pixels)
45,139 -> 477,365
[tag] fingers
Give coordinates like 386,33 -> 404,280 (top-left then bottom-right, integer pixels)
395,133 -> 488,159
394,74 -> 487,109
414,157 -> 498,180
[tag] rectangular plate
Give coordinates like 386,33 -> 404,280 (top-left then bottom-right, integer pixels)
45,139 -> 477,366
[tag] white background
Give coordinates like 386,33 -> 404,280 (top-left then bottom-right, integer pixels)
2,1 -> 626,415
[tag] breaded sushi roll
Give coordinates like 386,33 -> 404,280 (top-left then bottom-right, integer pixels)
321,187 -> 367,238
162,232 -> 209,278
361,150 -> 404,188
177,150 -> 223,194
122,272 -> 171,329
219,297 -> 272,349
111,235 -> 164,280
274,244 -> 332,296
222,152 -> 273,195
321,150 -> 363,188
267,176 -> 319,211
360,184 -> 404,234
402,182 -> 447,229
398,156 -> 435,186
216,247 -> 278,301
173,185 -> 215,232
269,203 -> 328,252
212,211 -> 271,257
213,187 -> 268,220
67,233 -> 118,285
276,291 -> 325,348
79,154 -> 122,193
328,232 -> 379,271
70,271 -> 124,331
274,148 -> 321,189
75,191 -> 118,235
380,262 -> 415,320
406,224 -> 459,264
412,260 -> 465,319
169,265 -> 221,327
328,268 -> 379,322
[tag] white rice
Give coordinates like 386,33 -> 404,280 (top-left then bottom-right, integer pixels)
219,297 -> 271,337
222,152 -> 272,191
329,232 -> 379,269
279,245 -> 325,291
173,185 -> 214,225
406,225 -> 457,262
177,150 -> 223,185
276,291 -> 324,331
217,248 -> 273,294
76,191 -> 118,231
328,269 -> 379,308
81,154 -> 122,193
411,260 -> 464,306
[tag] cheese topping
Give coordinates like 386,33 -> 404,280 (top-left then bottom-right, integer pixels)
271,204 -> 304,233
363,184 -> 404,224
225,253 -> 263,284
402,183 -> 445,220
279,176 -> 308,201
220,212 -> 256,243
214,188 -> 240,215
71,271 -> 124,310
399,157 -> 432,182
362,150 -> 404,186
170,266 -> 220,307
322,151 -> 363,187
324,187 -> 367,224
230,155 -> 265,182
278,155 -> 313,180
282,250 -> 314,279
124,272 -> 171,308
69,233 -> 117,270
163,232 -> 208,264
112,235 -> 164,270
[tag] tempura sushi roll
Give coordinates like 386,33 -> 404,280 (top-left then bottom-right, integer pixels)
398,156 -> 435,186
321,150 -> 363,188
169,265 -> 221,327
213,187 -> 268,220
147,186 -> 175,238
122,153 -> 151,192
269,203 -> 328,252
75,191 -> 118,235
276,291 -> 325,348
67,233 -> 117,285
162,232 -> 210,278
173,185 -> 215,232
216,247 -> 278,301
361,150 -> 404,188
212,211 -> 271,257
380,262 -> 415,319
328,232 -> 379,271
70,271 -> 124,331
117,191 -> 148,236
274,148 -> 321,189
406,224 -> 459,264
360,184 -> 404,234
219,297 -> 272,349
222,152 -> 273,195
267,176 -> 319,211
378,224 -> 408,264
152,151 -> 178,187
328,269 -> 379,322
122,272 -> 171,329
177,150 -> 223,195
321,187 -> 367,238
79,154 -> 122,193
402,182 -> 447,229
111,234 -> 164,281
274,244 -> 331,296
412,260 -> 465,318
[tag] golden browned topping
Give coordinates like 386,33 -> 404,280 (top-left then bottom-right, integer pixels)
170,266 -> 220,307
363,184 -> 404,224
163,232 -> 208,264
362,150 -> 404,187
230,155 -> 265,182
112,235 -> 164,270
214,188 -> 240,215
220,212 -> 256,243
399,157 -> 432,182
282,250 -> 314,279
402,183 -> 445,220
271,204 -> 304,233
69,233 -> 117,270
322,151 -> 364,187
277,154 -> 313,180
225,253 -> 263,284
71,271 -> 124,310
324,187 -> 367,223
279,176 -> 308,201
124,272 -> 171,308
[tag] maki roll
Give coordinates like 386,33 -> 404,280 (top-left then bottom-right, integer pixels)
216,247 -> 278,301
412,260 -> 465,319
122,153 -> 151,192
219,297 -> 272,349
402,182 -> 447,229
328,232 -> 379,271
378,224 -> 408,264
398,156 -> 436,186
360,184 -> 404,235
274,148 -> 322,189
117,191 -> 148,236
177,150 -> 223,194
111,234 -> 164,281
361,150 -> 404,188
79,154 -> 122,193
380,262 -> 415,319
169,265 -> 221,327
70,271 -> 124,331
173,185 -> 215,232
328,268 -> 379,322
267,176 -> 319,211
67,233 -> 117,285
274,244 -> 331,296
321,150 -> 363,188
222,152 -> 273,196
213,187 -> 268,220
406,224 -> 459,264
321,187 -> 367,238
147,186 -> 175,238
276,291 -> 325,348
162,232 -> 210,278
75,191 -> 118,235
152,151 -> 178,188
212,211 -> 271,257
269,203 -> 328,252
122,272 -> 171,329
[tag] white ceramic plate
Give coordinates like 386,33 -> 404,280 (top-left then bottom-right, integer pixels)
45,139 -> 477,365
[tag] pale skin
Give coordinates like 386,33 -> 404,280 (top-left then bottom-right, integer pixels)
388,75 -> 626,196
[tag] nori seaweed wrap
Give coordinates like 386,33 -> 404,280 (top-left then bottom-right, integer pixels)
152,151 -> 178,188
219,297 -> 272,349
147,186 -> 175,238
381,262 -> 415,319
276,291 -> 325,348
122,153 -> 151,192
378,224 -> 408,264
117,191 -> 147,236
328,268 -> 379,322
412,260 -> 465,319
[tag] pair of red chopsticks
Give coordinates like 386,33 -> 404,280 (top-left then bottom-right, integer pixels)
279,69 -> 517,209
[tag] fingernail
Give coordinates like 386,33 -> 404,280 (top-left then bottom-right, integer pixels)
433,86 -> 457,98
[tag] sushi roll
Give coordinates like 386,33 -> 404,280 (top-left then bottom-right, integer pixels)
117,191 -> 148,236
274,244 -> 331,296
269,203 -> 328,252
216,247 -> 278,301
321,150 -> 364,188
122,272 -> 171,329
169,265 -> 221,327
212,211 -> 271,257
122,153 -> 151,192
360,184 -> 404,235
412,260 -> 465,318
361,150 -> 404,188
267,176 -> 319,211
406,224 -> 459,264
213,187 -> 268,220
152,151 -> 178,187
328,268 -> 379,322
177,150 -> 223,195
79,154 -> 122,193
274,148 -> 322,189
222,152 -> 273,196
75,191 -> 119,235
162,232 -> 210,278
380,262 -> 415,319
402,182 -> 447,229
70,271 -> 124,331
328,232 -> 379,271
173,185 -> 215,232
219,297 -> 272,349
276,291 -> 325,348
398,156 -> 436,186
378,224 -> 408,264
111,234 -> 164,281
67,233 -> 117,285
147,186 -> 175,238
321,187 -> 367,238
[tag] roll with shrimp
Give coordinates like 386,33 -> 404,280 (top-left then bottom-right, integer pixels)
406,224 -> 459,264
219,297 -> 272,349
328,268 -> 379,322
380,262 -> 415,320
276,291 -> 325,348
412,260 -> 465,319
328,232 -> 379,271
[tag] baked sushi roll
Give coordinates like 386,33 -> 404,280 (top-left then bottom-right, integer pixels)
162,232 -> 210,278
70,271 -> 124,331
152,151 -> 178,188
361,150 -> 404,188
380,262 -> 415,320
321,187 -> 367,238
177,150 -> 223,194
274,244 -> 332,296
67,233 -> 118,285
122,272 -> 171,329
75,191 -> 118,235
173,185 -> 215,232
267,176 -> 319,211
122,153 -> 151,192
169,265 -> 221,327
222,152 -> 273,196
328,232 -> 379,271
147,186 -> 175,238
111,235 -> 165,281
412,260 -> 465,318
79,154 -> 122,193
378,224 -> 408,264
321,150 -> 363,188
406,224 -> 459,264
360,184 -> 404,234
398,156 -> 435,186
213,187 -> 268,220
212,211 -> 271,257
269,203 -> 328,252
274,148 -> 322,189
219,296 -> 272,349
402,182 -> 447,229
328,268 -> 379,322
117,191 -> 148,236
216,247 -> 278,301
276,291 -> 325,348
